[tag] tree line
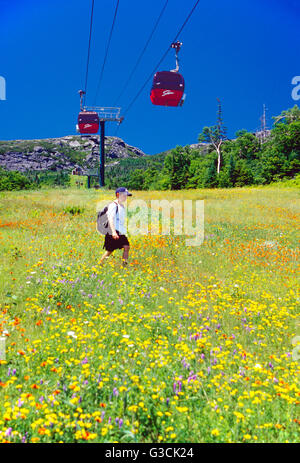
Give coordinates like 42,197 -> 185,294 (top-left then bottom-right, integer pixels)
117,105 -> 300,190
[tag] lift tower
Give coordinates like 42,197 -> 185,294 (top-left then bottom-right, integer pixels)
78,93 -> 124,187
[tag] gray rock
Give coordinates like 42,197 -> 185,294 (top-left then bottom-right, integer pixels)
69,141 -> 81,148
33,146 -> 44,153
0,134 -> 147,173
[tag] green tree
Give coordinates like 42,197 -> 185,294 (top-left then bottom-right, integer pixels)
227,154 -> 236,186
144,167 -> 161,190
234,130 -> 261,161
186,157 -> 206,188
203,157 -> 218,187
272,105 -> 300,125
234,159 -> 254,186
163,146 -> 191,189
128,169 -> 145,190
259,106 -> 300,181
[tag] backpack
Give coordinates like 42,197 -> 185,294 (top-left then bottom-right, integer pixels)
96,201 -> 118,235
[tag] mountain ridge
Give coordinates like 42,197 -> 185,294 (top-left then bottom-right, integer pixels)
0,135 -> 147,173
0,135 -> 210,175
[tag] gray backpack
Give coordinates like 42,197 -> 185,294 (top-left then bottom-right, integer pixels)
96,201 -> 118,235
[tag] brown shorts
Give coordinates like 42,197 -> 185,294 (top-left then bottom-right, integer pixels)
103,230 -> 130,252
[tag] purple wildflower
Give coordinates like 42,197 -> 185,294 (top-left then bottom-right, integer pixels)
5,428 -> 12,437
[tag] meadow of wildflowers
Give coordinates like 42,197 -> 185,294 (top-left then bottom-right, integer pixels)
0,187 -> 299,443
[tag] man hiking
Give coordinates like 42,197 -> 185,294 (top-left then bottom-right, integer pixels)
100,187 -> 132,267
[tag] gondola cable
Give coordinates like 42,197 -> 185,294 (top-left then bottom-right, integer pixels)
122,0 -> 201,117
77,0 -> 99,136
82,0 -> 95,107
113,0 -> 169,106
93,0 -> 120,105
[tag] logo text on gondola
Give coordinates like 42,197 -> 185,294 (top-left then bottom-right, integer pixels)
162,90 -> 174,96
291,76 -> 300,101
0,76 -> 6,100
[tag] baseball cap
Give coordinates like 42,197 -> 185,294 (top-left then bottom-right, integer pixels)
115,187 -> 132,196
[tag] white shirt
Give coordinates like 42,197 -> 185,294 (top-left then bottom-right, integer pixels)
107,201 -> 126,235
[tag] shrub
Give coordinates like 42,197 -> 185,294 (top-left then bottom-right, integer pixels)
0,167 -> 36,191
63,205 -> 85,215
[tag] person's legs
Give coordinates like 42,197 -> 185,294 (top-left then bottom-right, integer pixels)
122,245 -> 130,266
100,250 -> 112,265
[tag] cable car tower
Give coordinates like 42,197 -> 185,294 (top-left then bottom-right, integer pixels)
77,90 -> 124,187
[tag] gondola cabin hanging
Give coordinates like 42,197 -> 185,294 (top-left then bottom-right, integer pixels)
150,41 -> 185,107
150,71 -> 185,106
77,111 -> 100,134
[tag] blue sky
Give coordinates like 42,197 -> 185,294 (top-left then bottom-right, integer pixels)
0,0 -> 299,154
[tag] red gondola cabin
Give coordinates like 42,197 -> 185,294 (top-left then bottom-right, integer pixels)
150,71 -> 185,107
77,111 -> 99,134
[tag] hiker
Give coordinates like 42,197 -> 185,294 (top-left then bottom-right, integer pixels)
99,187 -> 132,267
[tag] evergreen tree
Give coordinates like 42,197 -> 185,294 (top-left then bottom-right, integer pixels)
163,146 -> 191,189
203,158 -> 218,187
227,154 -> 236,186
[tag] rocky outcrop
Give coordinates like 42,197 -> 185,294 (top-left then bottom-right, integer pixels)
0,135 -> 146,173
0,150 -> 74,172
189,142 -> 211,153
